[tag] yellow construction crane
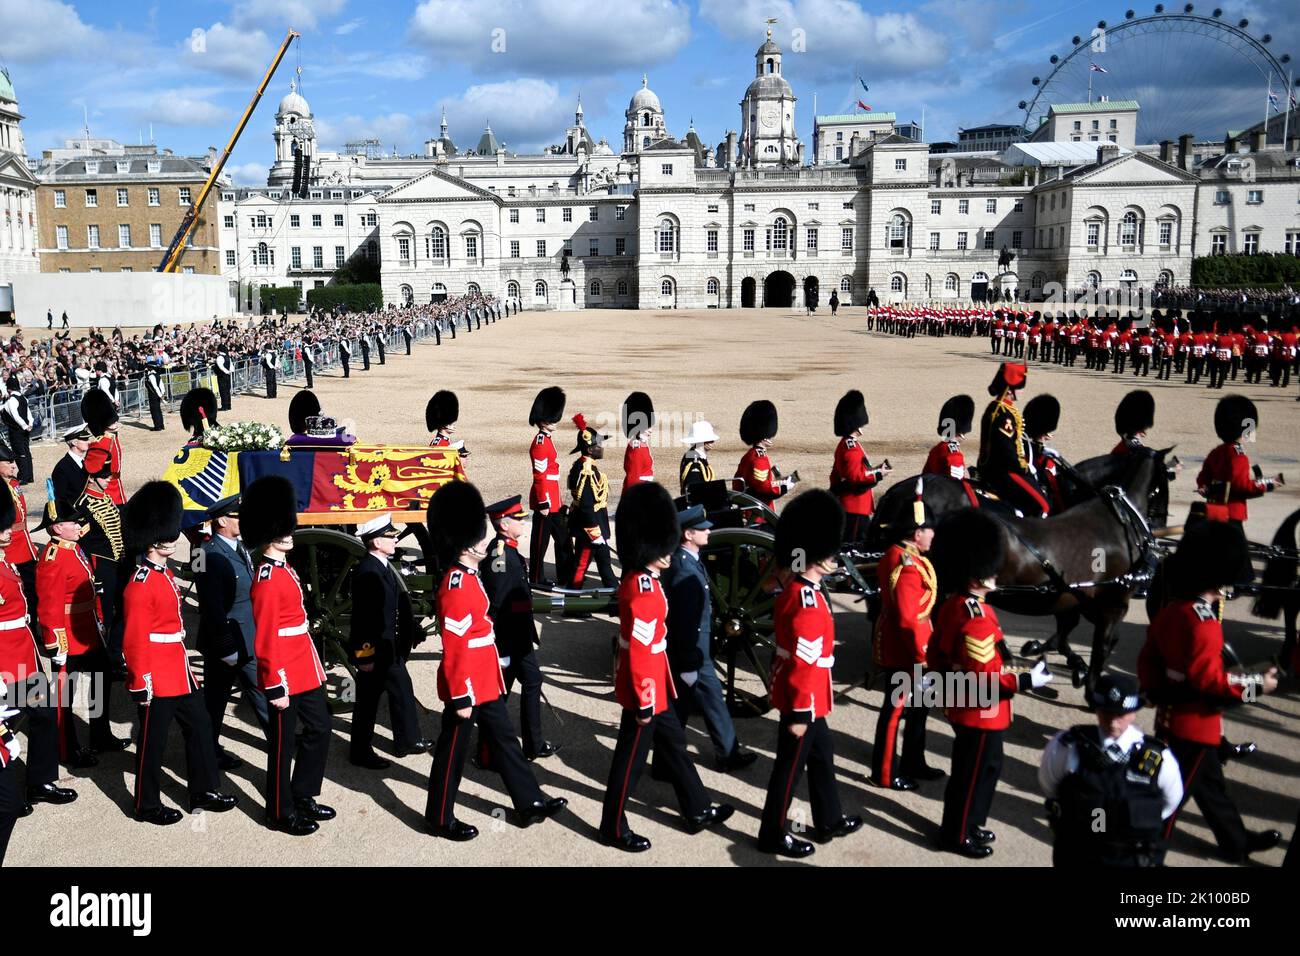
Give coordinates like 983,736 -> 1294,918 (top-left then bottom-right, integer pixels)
157,28 -> 299,273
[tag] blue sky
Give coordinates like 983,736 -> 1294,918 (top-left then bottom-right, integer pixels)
2,0 -> 1297,185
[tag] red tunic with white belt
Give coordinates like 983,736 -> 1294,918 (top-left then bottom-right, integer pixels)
4,480 -> 37,567
435,563 -> 504,708
35,540 -> 101,657
613,569 -> 674,718
735,446 -> 785,503
0,557 -> 39,682
528,432 -> 562,511
122,561 -> 198,702
1195,442 -> 1273,523
252,558 -> 325,701
927,594 -> 1029,731
769,577 -> 835,721
622,439 -> 654,489
923,439 -> 966,480
829,436 -> 882,517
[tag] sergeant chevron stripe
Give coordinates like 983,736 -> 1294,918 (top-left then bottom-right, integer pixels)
632,617 -> 657,645
443,614 -> 472,637
795,636 -> 823,665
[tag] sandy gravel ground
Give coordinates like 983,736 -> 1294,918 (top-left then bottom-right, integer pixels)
10,306 -> 1299,867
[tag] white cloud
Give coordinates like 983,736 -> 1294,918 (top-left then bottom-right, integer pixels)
335,17 -> 364,35
434,78 -> 580,153
0,0 -> 100,62
145,90 -> 229,128
408,0 -> 691,75
315,112 -> 423,154
231,0 -> 348,31
180,22 -> 278,80
227,161 -> 269,185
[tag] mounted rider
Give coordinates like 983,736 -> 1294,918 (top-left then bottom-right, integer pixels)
976,362 -> 1051,518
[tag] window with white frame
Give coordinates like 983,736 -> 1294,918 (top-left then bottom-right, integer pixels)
888,214 -> 908,250
771,217 -> 788,251
365,211 -> 377,227
334,214 -> 344,227
616,206 -> 626,220
841,226 -> 853,251
808,202 -> 819,211
465,234 -> 478,261
1287,231 -> 1300,255
312,246 -> 323,268
562,207 -> 573,222
658,218 -> 676,253
225,250 -> 236,267
985,198 -> 996,214
944,274 -> 958,293
291,246 -> 302,268
507,281 -> 520,298
510,240 -> 520,258
983,231 -> 995,250
1086,222 -> 1100,248
1014,198 -> 1024,213
397,237 -> 411,262
1215,190 -> 1230,204
589,280 -> 601,297
956,231 -> 968,250
179,187 -> 191,205
255,242 -> 270,266
509,209 -> 520,223
1119,211 -> 1138,246
116,188 -> 129,207
535,281 -> 547,298
311,214 -> 321,227
806,227 -> 818,251
707,229 -> 718,253
930,199 -> 941,215
894,158 -> 906,171
150,224 -> 162,247
429,227 -> 447,261
290,214 -> 300,227
890,274 -> 904,293
929,232 -> 940,251
662,164 -> 673,175
84,189 -> 97,207
86,224 -> 99,248
958,199 -> 968,214
536,208 -> 546,222
661,278 -> 674,296
1247,189 -> 1263,204
840,276 -> 851,293
1243,232 -> 1259,254
54,189 -> 66,208
335,246 -> 346,267
615,237 -> 626,255
55,225 -> 68,249
617,279 -> 628,295
744,228 -> 755,252
536,239 -> 546,257
118,224 -> 130,248
256,213 -> 270,229
1211,233 -> 1227,254
223,214 -> 235,229
588,239 -> 599,256
589,207 -> 598,222
1158,221 -> 1173,247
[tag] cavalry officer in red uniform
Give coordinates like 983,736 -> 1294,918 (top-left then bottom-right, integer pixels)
830,390 -> 889,544
0,484 -> 75,812
80,388 -> 125,506
1,442 -> 39,622
735,400 -> 798,510
243,475 -> 334,836
36,494 -> 128,767
1196,395 -> 1282,525
424,481 -> 566,842
426,390 -> 468,481
756,489 -> 862,858
976,362 -> 1050,518
924,394 -> 977,507
526,386 -> 572,586
1023,394 -> 1065,514
599,482 -> 732,852
1138,521 -> 1282,862
870,480 -> 943,791
567,414 -> 617,588
122,482 -> 237,825
621,391 -> 655,489
928,510 -> 1052,858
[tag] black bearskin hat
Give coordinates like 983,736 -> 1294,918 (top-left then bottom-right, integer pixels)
1023,394 -> 1060,439
739,400 -> 778,446
1114,390 -> 1155,438
427,480 -> 488,569
240,475 -> 298,551
179,387 -> 218,437
80,388 -> 118,436
931,510 -> 1004,587
773,489 -> 843,570
123,481 -> 182,554
622,391 -> 655,439
1167,520 -> 1251,597
615,482 -> 680,571
0,482 -> 13,530
1214,395 -> 1257,444
528,386 -> 566,427
425,390 -> 459,432
937,394 -> 975,438
289,390 -> 321,435
833,390 -> 869,438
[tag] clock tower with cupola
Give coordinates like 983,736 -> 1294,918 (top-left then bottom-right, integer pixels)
740,23 -> 802,168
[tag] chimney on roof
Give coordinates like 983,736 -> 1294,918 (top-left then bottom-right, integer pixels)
1159,139 -> 1173,163
1224,132 -> 1237,153
206,146 -> 217,169
725,130 -> 736,170
1177,133 -> 1193,170
1250,129 -> 1267,152
1097,143 -> 1121,166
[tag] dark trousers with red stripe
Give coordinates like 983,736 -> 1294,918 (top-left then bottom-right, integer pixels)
871,670 -> 931,785
600,707 -> 708,840
54,648 -> 117,760
0,767 -> 20,865
425,697 -> 545,827
17,561 -> 38,629
264,687 -> 330,823
993,473 -> 1050,518
1161,733 -> 1247,859
133,689 -> 219,815
940,724 -> 1003,847
758,714 -> 843,845
529,510 -> 573,584
570,538 -> 616,589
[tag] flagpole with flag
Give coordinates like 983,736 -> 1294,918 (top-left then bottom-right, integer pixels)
1265,73 -> 1272,133
1284,71 -> 1294,150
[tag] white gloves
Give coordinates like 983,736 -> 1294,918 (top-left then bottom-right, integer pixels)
3,736 -> 19,762
680,671 -> 698,687
499,656 -> 512,669
1029,660 -> 1054,689
53,652 -> 67,667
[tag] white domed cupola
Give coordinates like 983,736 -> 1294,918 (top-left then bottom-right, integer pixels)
739,22 -> 800,168
624,74 -> 667,154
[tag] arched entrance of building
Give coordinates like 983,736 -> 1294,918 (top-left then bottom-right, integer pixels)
741,276 -> 756,308
970,271 -> 989,302
803,276 -> 819,308
764,270 -> 795,307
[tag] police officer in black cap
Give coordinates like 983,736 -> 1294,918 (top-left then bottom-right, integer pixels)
1039,672 -> 1183,867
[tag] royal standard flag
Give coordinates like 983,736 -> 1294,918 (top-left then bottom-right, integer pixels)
163,446 -> 243,529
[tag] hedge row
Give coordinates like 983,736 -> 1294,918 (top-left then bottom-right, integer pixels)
259,285 -> 301,315
305,283 -> 383,313
1191,253 -> 1300,288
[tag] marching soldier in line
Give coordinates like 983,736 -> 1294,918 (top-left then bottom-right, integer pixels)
621,391 -> 655,489
340,335 -> 352,379
870,480 -> 942,791
426,390 -> 468,481
50,423 -> 91,506
1022,394 -> 1064,515
244,476 -> 335,836
678,420 -> 720,498
121,482 -> 238,825
347,514 -> 432,769
81,389 -> 124,506
424,481 -> 567,842
756,489 -> 862,858
196,495 -> 268,770
145,364 -> 166,432
478,496 -> 555,764
1112,389 -> 1155,455
567,414 -> 617,589
1039,672 -> 1183,867
829,390 -> 889,544
599,482 -> 733,853
262,346 -> 278,399
1196,395 -> 1282,525
1138,521 -> 1281,862
527,386 -> 572,586
0,486 -> 76,814
923,394 -> 978,507
928,510 -> 1053,858
1,443 -> 40,622
214,347 -> 233,411
179,387 -> 218,445
78,445 -> 126,670
36,494 -> 129,767
976,361 -> 1051,518
735,400 -> 798,512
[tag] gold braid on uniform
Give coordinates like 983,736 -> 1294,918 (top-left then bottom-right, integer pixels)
889,545 -> 938,619
997,393 -> 1029,470
81,494 -> 124,560
574,460 -> 609,513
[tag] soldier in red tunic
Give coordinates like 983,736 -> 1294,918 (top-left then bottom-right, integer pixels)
735,400 -> 797,509
179,386 -> 218,445
0,443 -> 39,624
526,386 -> 572,585
426,389 -> 468,481
1138,521 -> 1281,861
829,390 -> 889,544
243,475 -> 334,836
121,482 -> 237,825
621,391 -> 655,490
80,388 -> 125,506
870,480 -> 943,791
424,481 -> 566,842
928,510 -> 1052,858
1196,395 -> 1282,525
923,394 -> 977,507
600,482 -> 732,852
1023,394 -> 1065,515
757,489 -> 863,858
